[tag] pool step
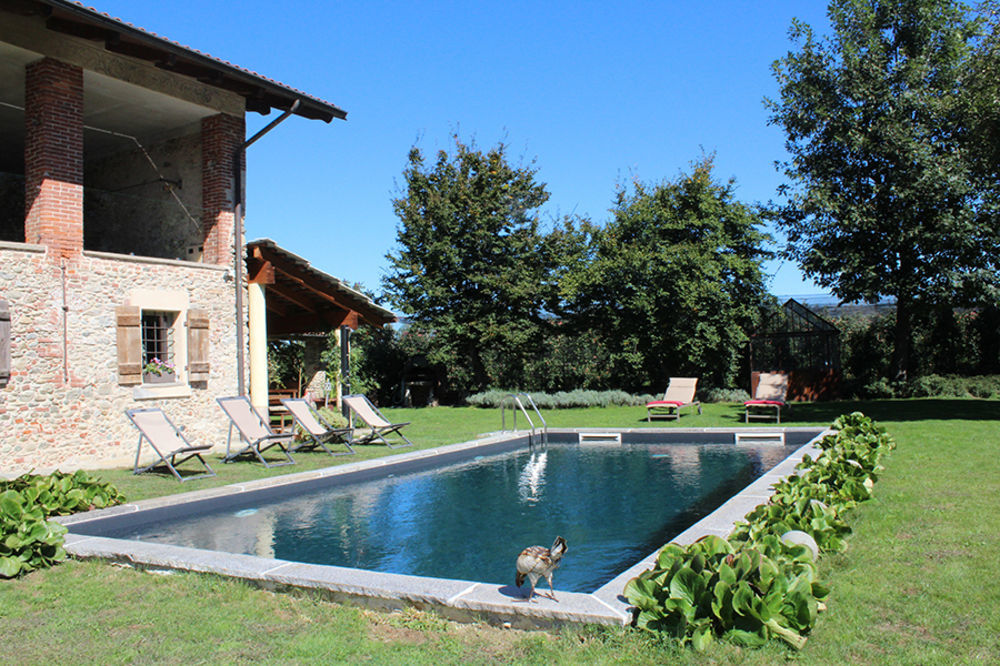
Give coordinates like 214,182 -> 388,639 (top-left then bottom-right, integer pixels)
734,431 -> 786,446
579,432 -> 622,445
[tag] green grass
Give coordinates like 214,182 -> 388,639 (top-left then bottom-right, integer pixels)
3,398 -> 999,664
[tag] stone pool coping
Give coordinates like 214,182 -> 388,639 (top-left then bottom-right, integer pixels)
55,426 -> 831,630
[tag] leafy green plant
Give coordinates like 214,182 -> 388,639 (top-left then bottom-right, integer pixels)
627,412 -> 894,651
1,470 -> 127,515
730,413 -> 894,553
0,470 -> 125,579
291,405 -> 350,444
625,534 -> 828,650
0,490 -> 68,578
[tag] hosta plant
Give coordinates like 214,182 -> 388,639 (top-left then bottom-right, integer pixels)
0,489 -> 68,578
1,469 -> 126,515
625,534 -> 828,650
0,470 -> 125,579
627,412 -> 894,651
730,412 -> 894,553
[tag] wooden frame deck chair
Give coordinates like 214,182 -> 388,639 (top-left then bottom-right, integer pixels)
744,372 -> 790,423
217,396 -> 296,468
342,394 -> 413,448
646,377 -> 702,421
281,398 -> 355,456
125,408 -> 216,482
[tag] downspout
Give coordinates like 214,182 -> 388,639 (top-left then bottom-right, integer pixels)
60,260 -> 69,383
233,99 -> 300,396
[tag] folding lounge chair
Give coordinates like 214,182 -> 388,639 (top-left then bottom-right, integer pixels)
217,396 -> 296,467
342,394 -> 413,448
744,372 -> 790,423
646,377 -> 702,421
281,398 -> 355,456
125,408 -> 216,482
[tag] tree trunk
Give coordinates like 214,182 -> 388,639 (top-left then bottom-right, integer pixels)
893,297 -> 912,382
977,305 -> 1000,374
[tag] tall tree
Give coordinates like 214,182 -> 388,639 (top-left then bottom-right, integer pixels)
383,136 -> 551,397
769,0 -> 1000,379
562,158 -> 773,391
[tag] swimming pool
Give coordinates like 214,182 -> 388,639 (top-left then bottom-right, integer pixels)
58,427 -> 827,628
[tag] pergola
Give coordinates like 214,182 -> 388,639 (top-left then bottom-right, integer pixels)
244,239 -> 395,409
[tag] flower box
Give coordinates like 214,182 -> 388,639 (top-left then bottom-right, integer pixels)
143,371 -> 177,385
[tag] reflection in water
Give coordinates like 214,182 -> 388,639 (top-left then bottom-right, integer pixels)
111,442 -> 791,593
518,450 -> 548,502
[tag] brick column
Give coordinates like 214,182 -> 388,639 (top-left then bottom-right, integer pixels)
201,113 -> 245,265
24,58 -> 84,258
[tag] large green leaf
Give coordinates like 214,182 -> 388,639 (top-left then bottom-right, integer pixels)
0,556 -> 22,578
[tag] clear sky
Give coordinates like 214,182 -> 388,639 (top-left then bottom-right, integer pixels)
93,0 -> 835,301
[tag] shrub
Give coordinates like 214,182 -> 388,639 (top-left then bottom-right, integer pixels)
465,389 -> 652,409
290,405 -> 350,444
702,388 -> 751,403
0,470 -> 126,579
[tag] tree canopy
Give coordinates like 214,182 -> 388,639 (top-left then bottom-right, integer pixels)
562,158 -> 773,391
382,136 -> 552,397
768,0 -> 1000,378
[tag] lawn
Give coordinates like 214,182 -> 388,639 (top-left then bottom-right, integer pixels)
2,398 -> 999,664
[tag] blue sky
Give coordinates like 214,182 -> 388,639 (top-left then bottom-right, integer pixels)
95,0 -> 835,300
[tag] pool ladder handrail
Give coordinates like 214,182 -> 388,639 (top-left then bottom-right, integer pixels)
501,393 -> 548,447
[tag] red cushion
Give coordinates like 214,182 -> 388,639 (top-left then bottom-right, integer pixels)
647,400 -> 685,407
744,400 -> 785,406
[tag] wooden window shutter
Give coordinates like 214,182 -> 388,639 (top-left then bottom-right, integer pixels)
116,305 -> 142,385
0,299 -> 10,388
187,308 -> 210,382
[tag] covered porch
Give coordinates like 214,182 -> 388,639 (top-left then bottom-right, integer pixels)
244,239 -> 395,420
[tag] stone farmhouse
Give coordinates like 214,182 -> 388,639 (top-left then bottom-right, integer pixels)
0,0 -> 391,474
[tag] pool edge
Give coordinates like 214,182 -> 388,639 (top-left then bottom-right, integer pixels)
55,426 -> 832,629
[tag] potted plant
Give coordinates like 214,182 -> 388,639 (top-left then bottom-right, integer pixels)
143,357 -> 177,384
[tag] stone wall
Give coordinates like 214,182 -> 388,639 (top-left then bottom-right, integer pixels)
0,243 -> 243,474
84,127 -> 205,260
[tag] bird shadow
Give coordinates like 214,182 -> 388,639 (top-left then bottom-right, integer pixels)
496,584 -> 560,603
497,584 -> 530,600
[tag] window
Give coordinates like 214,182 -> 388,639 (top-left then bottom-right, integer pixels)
141,310 -> 176,377
116,289 -> 210,393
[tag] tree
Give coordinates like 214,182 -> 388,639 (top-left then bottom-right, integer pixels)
561,158 -> 773,391
383,136 -> 552,397
768,0 -> 1000,379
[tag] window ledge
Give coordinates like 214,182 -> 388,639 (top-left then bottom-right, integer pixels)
132,384 -> 193,400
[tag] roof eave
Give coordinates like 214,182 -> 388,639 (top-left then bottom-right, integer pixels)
28,0 -> 346,122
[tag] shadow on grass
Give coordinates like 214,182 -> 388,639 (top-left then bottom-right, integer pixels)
782,398 -> 1000,423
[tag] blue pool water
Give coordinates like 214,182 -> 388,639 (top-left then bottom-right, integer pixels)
104,441 -> 790,593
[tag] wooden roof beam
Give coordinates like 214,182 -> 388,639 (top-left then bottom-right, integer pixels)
267,309 -> 355,336
271,264 -> 359,313
266,283 -> 318,313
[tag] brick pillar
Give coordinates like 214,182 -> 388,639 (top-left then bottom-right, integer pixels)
201,113 -> 245,265
24,58 -> 84,258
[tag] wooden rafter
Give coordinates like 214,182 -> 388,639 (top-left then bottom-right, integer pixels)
265,283 -> 318,313
271,263 -> 359,314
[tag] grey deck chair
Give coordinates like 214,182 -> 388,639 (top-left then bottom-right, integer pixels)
125,408 -> 216,482
342,394 -> 413,448
217,396 -> 295,468
281,398 -> 355,456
